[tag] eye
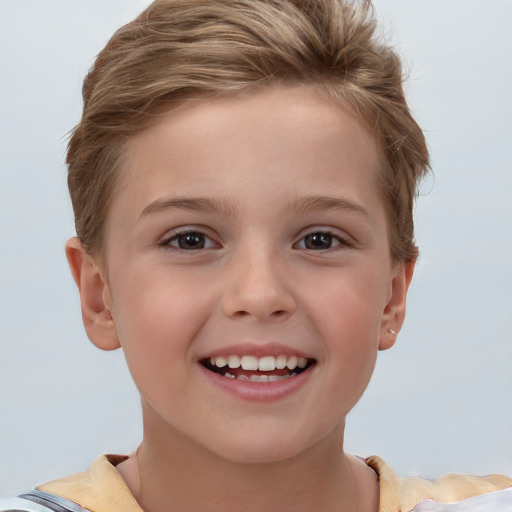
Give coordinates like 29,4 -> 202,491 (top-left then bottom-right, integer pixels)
295,231 -> 347,250
164,231 -> 217,250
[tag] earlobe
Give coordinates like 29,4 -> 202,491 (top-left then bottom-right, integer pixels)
65,237 -> 120,351
378,261 -> 415,351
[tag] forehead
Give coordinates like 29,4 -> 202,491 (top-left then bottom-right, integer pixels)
108,85 -> 383,229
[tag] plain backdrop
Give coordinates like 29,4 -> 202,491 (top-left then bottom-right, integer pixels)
1,0 -> 511,494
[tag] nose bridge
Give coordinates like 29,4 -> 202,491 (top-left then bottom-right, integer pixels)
221,239 -> 296,321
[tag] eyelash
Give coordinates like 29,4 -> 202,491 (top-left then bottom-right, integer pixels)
159,230 -> 218,252
159,228 -> 350,253
294,229 -> 350,251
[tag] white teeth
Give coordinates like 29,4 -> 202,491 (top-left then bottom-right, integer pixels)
238,374 -> 250,381
286,356 -> 298,370
215,356 -> 227,368
210,354 -> 310,372
250,374 -> 269,382
275,355 -> 287,369
227,355 -> 240,368
224,372 -> 235,379
240,355 -> 259,371
258,356 -> 275,371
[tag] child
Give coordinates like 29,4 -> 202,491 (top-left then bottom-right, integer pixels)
1,1 -> 510,511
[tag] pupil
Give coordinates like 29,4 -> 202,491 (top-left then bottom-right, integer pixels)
179,232 -> 204,249
306,233 -> 332,249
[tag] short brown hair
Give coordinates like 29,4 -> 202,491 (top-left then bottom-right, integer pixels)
67,0 -> 429,262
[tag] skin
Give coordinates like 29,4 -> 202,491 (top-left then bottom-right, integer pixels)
66,85 -> 413,512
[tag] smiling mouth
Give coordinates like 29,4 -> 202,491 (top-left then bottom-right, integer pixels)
201,355 -> 315,382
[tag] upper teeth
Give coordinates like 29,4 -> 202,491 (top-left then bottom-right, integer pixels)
209,355 -> 308,371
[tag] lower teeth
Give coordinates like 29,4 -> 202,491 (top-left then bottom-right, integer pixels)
223,372 -> 297,382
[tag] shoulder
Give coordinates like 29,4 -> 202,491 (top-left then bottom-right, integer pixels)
26,455 -> 140,512
366,455 -> 512,512
0,490 -> 91,512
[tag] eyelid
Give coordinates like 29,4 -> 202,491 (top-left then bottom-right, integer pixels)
293,227 -> 352,250
158,226 -> 220,250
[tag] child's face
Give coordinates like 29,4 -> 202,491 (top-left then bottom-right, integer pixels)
84,85 -> 410,463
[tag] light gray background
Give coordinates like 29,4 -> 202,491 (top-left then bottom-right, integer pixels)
1,0 -> 511,494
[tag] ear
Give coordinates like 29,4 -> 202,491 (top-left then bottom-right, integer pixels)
65,237 -> 120,351
378,261 -> 415,351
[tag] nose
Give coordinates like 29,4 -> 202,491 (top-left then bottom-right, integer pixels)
221,248 -> 297,322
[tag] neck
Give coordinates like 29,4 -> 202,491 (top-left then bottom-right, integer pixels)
122,409 -> 362,512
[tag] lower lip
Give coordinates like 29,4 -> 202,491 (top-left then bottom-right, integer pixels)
199,364 -> 314,402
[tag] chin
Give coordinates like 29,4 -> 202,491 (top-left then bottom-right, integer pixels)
214,444 -> 301,465
202,423 -> 324,465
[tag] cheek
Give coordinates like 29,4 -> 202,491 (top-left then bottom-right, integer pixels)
306,268 -> 388,398
306,265 -> 389,336
109,268 -> 213,381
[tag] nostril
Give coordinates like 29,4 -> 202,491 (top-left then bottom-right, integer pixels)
231,309 -> 288,321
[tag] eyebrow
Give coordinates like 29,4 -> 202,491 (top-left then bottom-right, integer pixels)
287,195 -> 371,219
139,194 -> 370,220
140,196 -> 239,218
